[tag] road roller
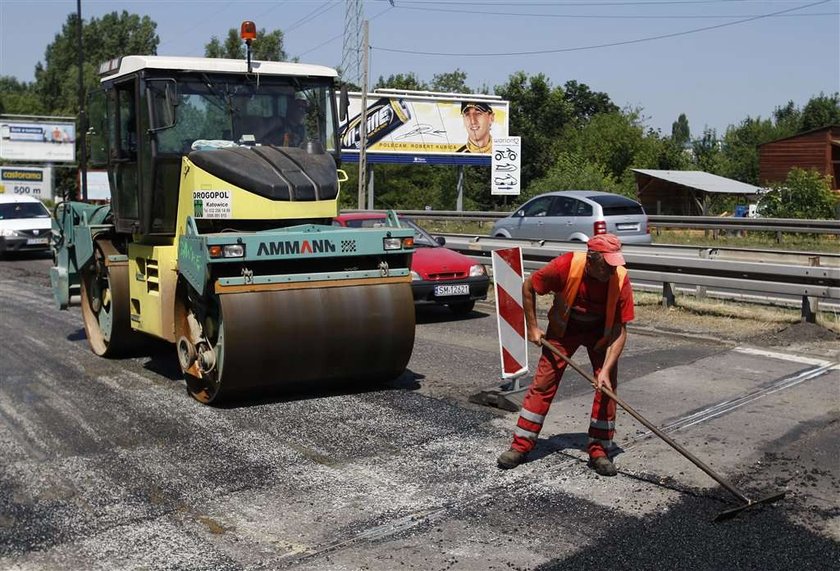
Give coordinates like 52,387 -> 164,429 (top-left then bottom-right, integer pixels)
50,51 -> 416,403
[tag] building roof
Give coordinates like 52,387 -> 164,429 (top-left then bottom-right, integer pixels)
633,169 -> 764,195
757,124 -> 840,147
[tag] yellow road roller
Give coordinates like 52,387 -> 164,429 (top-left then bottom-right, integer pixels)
51,52 -> 416,403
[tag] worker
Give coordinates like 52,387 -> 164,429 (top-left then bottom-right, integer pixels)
497,233 -> 635,477
282,93 -> 309,147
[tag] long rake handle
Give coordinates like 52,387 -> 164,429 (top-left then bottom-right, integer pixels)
540,339 -> 751,504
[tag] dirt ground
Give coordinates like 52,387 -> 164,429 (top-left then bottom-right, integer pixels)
631,292 -> 840,358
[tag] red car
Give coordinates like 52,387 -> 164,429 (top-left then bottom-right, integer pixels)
334,212 -> 490,314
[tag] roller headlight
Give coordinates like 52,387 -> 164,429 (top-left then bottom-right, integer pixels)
0,228 -> 20,237
208,244 -> 245,258
410,270 -> 421,281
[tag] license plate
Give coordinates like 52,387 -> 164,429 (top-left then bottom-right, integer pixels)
26,237 -> 49,245
434,284 -> 470,297
617,223 -> 638,231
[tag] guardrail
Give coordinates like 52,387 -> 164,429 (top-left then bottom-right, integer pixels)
436,235 -> 840,321
364,209 -> 840,235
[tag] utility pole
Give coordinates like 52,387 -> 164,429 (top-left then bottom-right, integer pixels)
357,20 -> 369,210
76,0 -> 88,201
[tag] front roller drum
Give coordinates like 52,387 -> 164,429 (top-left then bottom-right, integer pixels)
184,281 -> 415,403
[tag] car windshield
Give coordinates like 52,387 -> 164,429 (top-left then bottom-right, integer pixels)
341,217 -> 437,247
589,194 -> 644,216
0,202 -> 50,220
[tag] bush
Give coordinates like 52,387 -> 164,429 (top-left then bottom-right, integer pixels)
758,168 -> 838,219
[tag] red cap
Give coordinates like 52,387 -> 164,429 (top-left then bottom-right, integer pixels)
587,233 -> 625,266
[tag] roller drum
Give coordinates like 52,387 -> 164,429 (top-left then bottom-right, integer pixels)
212,281 -> 415,397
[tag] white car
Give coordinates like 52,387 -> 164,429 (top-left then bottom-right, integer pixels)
0,194 -> 53,255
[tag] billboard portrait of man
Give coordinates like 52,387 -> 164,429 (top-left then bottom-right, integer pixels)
457,101 -> 494,154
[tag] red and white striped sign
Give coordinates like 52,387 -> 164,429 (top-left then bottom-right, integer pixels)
492,247 -> 528,378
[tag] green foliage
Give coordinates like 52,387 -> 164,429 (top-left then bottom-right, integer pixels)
525,152 -> 622,200
494,72 -> 573,191
430,69 -> 469,94
35,10 -> 160,115
205,28 -> 286,61
671,113 -> 690,147
758,168 -> 838,219
374,73 -> 428,91
800,92 -> 840,131
0,77 -> 44,115
34,11 -> 159,115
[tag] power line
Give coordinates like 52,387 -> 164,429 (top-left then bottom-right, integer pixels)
393,4 -> 836,19
372,0 -> 832,57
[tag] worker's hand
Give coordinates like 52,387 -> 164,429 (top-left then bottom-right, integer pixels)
527,326 -> 545,345
595,369 -> 613,392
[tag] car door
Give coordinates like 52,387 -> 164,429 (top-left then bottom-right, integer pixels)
542,196 -> 577,240
516,195 -> 556,239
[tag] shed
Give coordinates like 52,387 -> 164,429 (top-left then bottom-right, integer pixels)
633,169 -> 763,216
758,125 -> 840,190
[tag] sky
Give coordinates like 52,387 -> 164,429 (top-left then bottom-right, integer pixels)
0,0 -> 838,136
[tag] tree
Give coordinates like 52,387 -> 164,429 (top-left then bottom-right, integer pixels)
205,28 -> 286,61
34,11 -> 159,115
0,77 -> 44,115
374,73 -> 428,91
671,113 -> 690,147
562,80 -> 618,125
430,69 -> 469,94
799,92 -> 840,131
526,152 -> 622,200
758,168 -> 837,219
494,72 -> 572,193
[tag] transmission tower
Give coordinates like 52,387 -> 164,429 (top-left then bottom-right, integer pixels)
341,0 -> 364,85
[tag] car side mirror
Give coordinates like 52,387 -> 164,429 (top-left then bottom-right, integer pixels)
435,236 -> 446,246
339,84 -> 349,122
515,210 -> 525,218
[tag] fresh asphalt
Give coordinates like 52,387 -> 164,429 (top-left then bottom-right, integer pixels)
0,256 -> 838,570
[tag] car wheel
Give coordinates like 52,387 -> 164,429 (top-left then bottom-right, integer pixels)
448,300 -> 475,315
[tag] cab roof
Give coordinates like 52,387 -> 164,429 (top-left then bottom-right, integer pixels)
99,55 -> 338,82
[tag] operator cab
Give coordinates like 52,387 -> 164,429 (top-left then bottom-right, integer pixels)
86,55 -> 340,237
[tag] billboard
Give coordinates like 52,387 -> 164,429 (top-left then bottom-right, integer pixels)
84,170 -> 112,201
0,166 -> 53,200
0,119 -> 76,162
339,91 -> 509,165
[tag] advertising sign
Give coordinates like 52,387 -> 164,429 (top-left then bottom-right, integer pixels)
0,166 -> 53,200
84,170 -> 112,201
0,119 -> 76,162
491,137 -> 522,196
339,92 -> 509,163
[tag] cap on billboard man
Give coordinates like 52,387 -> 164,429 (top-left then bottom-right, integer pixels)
457,101 -> 494,154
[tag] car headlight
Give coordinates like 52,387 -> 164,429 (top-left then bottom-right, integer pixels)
410,270 -> 421,281
0,228 -> 20,237
469,264 -> 487,277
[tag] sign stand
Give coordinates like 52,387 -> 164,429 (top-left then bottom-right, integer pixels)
469,246 -> 532,411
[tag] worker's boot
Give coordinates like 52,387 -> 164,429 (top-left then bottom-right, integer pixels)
588,456 -> 617,477
497,448 -> 527,470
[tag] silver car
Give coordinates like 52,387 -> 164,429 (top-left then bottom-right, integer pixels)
491,190 -> 651,244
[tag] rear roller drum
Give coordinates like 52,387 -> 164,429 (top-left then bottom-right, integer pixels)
79,239 -> 135,357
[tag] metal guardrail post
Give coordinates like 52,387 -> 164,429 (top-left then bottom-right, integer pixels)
662,282 -> 676,308
802,256 -> 821,323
